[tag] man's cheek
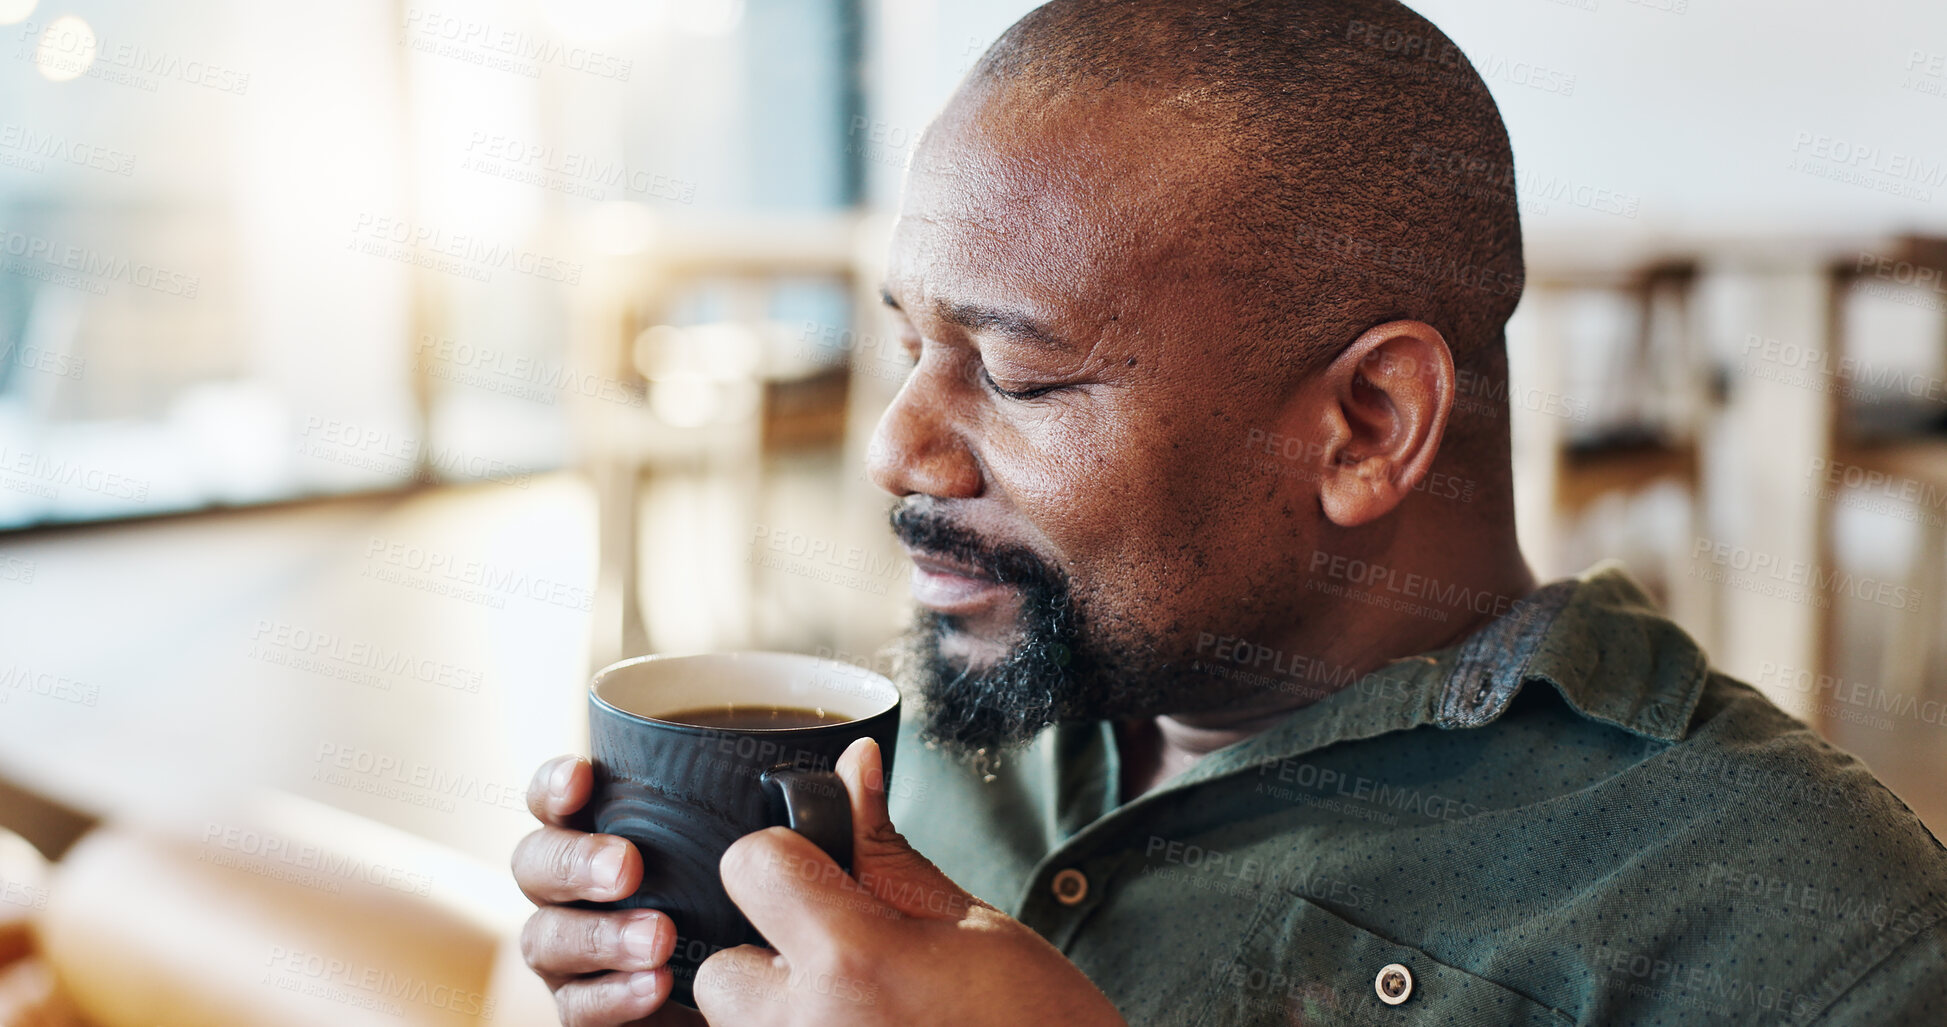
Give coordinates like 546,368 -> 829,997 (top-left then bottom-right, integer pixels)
985,451 -> 1126,583
1013,411 -> 1079,451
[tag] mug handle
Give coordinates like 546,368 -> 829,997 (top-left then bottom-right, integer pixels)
758,768 -> 852,872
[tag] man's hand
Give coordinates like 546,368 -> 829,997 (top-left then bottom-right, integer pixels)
693,738 -> 1128,1026
512,755 -> 701,1026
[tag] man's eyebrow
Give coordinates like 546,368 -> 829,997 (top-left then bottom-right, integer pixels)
878,286 -> 1071,352
938,303 -> 1069,351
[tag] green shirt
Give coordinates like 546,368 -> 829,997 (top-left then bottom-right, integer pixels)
887,563 -> 1947,1025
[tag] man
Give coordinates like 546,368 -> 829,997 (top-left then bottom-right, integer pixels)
513,0 -> 1947,1023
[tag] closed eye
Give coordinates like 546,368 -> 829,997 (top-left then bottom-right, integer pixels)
979,366 -> 1063,401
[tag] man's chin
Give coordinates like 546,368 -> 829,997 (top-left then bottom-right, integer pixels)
892,612 -> 1076,767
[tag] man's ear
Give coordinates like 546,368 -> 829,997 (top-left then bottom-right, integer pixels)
1306,320 -> 1455,528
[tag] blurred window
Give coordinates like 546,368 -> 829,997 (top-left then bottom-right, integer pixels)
0,0 -> 858,530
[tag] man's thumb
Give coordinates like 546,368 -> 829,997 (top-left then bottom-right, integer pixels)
836,736 -> 978,919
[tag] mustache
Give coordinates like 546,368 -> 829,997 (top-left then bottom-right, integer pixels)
887,503 -> 1064,592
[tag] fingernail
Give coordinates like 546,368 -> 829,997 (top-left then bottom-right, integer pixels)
629,970 -> 660,996
624,917 -> 661,961
550,759 -> 574,800
864,738 -> 883,790
592,843 -> 624,891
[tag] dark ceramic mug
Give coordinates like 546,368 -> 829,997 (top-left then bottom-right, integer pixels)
587,652 -> 901,1009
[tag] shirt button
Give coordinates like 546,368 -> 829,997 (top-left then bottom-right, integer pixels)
1050,868 -> 1088,905
1374,963 -> 1413,1005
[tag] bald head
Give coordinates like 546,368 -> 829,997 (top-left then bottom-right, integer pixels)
873,0 -> 1534,760
967,0 -> 1524,384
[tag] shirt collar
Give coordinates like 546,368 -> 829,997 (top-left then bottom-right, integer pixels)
1156,561 -> 1711,793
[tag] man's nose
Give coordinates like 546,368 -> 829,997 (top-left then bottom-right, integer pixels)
865,371 -> 982,500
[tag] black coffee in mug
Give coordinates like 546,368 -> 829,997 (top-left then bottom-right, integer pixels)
655,704 -> 856,730
587,652 -> 901,1010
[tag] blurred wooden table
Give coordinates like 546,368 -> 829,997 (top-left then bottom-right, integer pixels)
0,475 -> 596,866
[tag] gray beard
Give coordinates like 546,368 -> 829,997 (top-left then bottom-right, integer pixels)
891,600 -> 1186,774
885,502 -> 1253,771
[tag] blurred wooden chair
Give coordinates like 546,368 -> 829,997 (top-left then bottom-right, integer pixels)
565,212 -> 880,671
1511,258 -> 1714,638
1819,237 -> 1947,707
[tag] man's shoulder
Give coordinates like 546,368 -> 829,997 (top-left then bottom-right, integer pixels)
1575,669 -> 1947,1022
1621,668 -> 1946,910
1668,670 -> 1941,849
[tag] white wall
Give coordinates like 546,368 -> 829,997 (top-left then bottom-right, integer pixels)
867,0 -> 1947,240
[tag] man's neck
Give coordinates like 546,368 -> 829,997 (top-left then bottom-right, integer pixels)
1115,550 -> 1537,804
1113,709 -> 1298,803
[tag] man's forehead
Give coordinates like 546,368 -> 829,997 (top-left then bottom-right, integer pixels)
886,82 -> 1224,309
905,82 -> 1208,219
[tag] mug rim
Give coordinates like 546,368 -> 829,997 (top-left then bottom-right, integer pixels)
590,650 -> 900,734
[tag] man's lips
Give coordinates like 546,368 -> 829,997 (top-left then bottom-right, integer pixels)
906,551 -> 1014,614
